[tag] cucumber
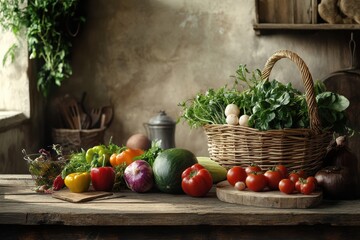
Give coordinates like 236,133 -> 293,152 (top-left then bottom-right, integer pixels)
152,148 -> 198,194
197,157 -> 227,183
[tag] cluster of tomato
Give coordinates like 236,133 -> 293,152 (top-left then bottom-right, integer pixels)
226,164 -> 317,195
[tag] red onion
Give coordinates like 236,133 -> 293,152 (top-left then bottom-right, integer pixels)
321,136 -> 359,199
124,160 -> 154,193
315,166 -> 357,200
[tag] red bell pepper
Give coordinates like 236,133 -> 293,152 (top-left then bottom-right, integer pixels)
90,166 -> 115,192
52,175 -> 65,191
181,163 -> 213,197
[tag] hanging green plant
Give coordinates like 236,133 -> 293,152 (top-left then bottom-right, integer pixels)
0,0 -> 85,97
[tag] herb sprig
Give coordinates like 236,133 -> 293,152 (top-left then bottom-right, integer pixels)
179,64 -> 351,134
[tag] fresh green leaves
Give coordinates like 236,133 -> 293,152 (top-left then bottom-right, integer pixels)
178,64 -> 350,134
61,151 -> 91,179
135,140 -> 163,167
316,91 -> 350,134
179,87 -> 240,127
2,43 -> 18,66
178,65 -> 258,127
0,0 -> 84,97
246,79 -> 307,130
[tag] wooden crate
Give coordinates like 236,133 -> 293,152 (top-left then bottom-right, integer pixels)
255,0 -> 318,24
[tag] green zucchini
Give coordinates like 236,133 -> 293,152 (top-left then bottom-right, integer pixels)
197,157 -> 227,183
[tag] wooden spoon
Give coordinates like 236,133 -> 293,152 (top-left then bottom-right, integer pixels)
101,105 -> 114,128
60,103 -> 75,129
62,94 -> 81,129
90,107 -> 102,128
81,113 -> 91,129
69,104 -> 81,130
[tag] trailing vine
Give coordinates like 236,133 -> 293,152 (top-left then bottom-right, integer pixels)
0,0 -> 85,97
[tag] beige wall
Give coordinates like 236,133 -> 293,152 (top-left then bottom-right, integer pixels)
57,0 -> 356,156
1,0 -> 358,173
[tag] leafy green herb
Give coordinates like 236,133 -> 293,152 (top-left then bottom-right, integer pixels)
244,79 -> 307,130
135,140 -> 163,167
61,151 -> 91,179
179,64 -> 351,134
0,0 -> 85,97
316,91 -> 351,134
178,81 -> 246,127
112,163 -> 127,192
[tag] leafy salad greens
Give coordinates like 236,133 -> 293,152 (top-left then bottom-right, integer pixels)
178,65 -> 351,134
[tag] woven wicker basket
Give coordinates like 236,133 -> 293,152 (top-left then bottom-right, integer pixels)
204,50 -> 332,175
52,127 -> 106,154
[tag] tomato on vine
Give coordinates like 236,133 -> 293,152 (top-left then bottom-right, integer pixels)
289,170 -> 306,183
300,178 -> 316,195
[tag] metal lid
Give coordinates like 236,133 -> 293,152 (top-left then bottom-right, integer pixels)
148,111 -> 175,126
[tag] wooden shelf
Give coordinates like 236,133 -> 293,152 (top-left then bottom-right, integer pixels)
253,23 -> 360,35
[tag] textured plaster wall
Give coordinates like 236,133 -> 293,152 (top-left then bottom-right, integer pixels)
1,0 -> 357,174
56,0 -> 356,157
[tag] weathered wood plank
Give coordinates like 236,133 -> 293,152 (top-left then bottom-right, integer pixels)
1,225 -> 359,240
216,181 -> 322,208
257,0 -> 314,24
1,174 -> 360,228
253,23 -> 360,31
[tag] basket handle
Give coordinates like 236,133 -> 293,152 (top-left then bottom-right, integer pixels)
261,50 -> 322,134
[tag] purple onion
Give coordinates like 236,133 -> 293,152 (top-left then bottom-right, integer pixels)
124,160 -> 154,193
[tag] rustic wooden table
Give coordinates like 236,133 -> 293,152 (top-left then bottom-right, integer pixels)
1,174 -> 360,240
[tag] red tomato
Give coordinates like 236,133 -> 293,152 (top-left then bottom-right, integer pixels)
181,163 -> 213,197
300,180 -> 316,195
245,172 -> 267,192
289,170 -> 307,183
275,165 -> 288,179
289,172 -> 300,183
227,166 -> 247,186
264,169 -> 283,190
295,180 -> 302,192
245,164 -> 262,175
279,179 -> 295,194
306,176 -> 317,188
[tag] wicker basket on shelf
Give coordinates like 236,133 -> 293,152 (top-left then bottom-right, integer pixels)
51,127 -> 106,154
204,50 -> 332,175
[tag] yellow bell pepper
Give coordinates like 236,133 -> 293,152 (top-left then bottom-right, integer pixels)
64,172 -> 91,193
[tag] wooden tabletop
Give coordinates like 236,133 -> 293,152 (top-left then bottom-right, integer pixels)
2,174 -> 360,239
1,174 -> 360,227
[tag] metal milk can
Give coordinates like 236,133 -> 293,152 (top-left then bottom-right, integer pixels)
144,111 -> 176,149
